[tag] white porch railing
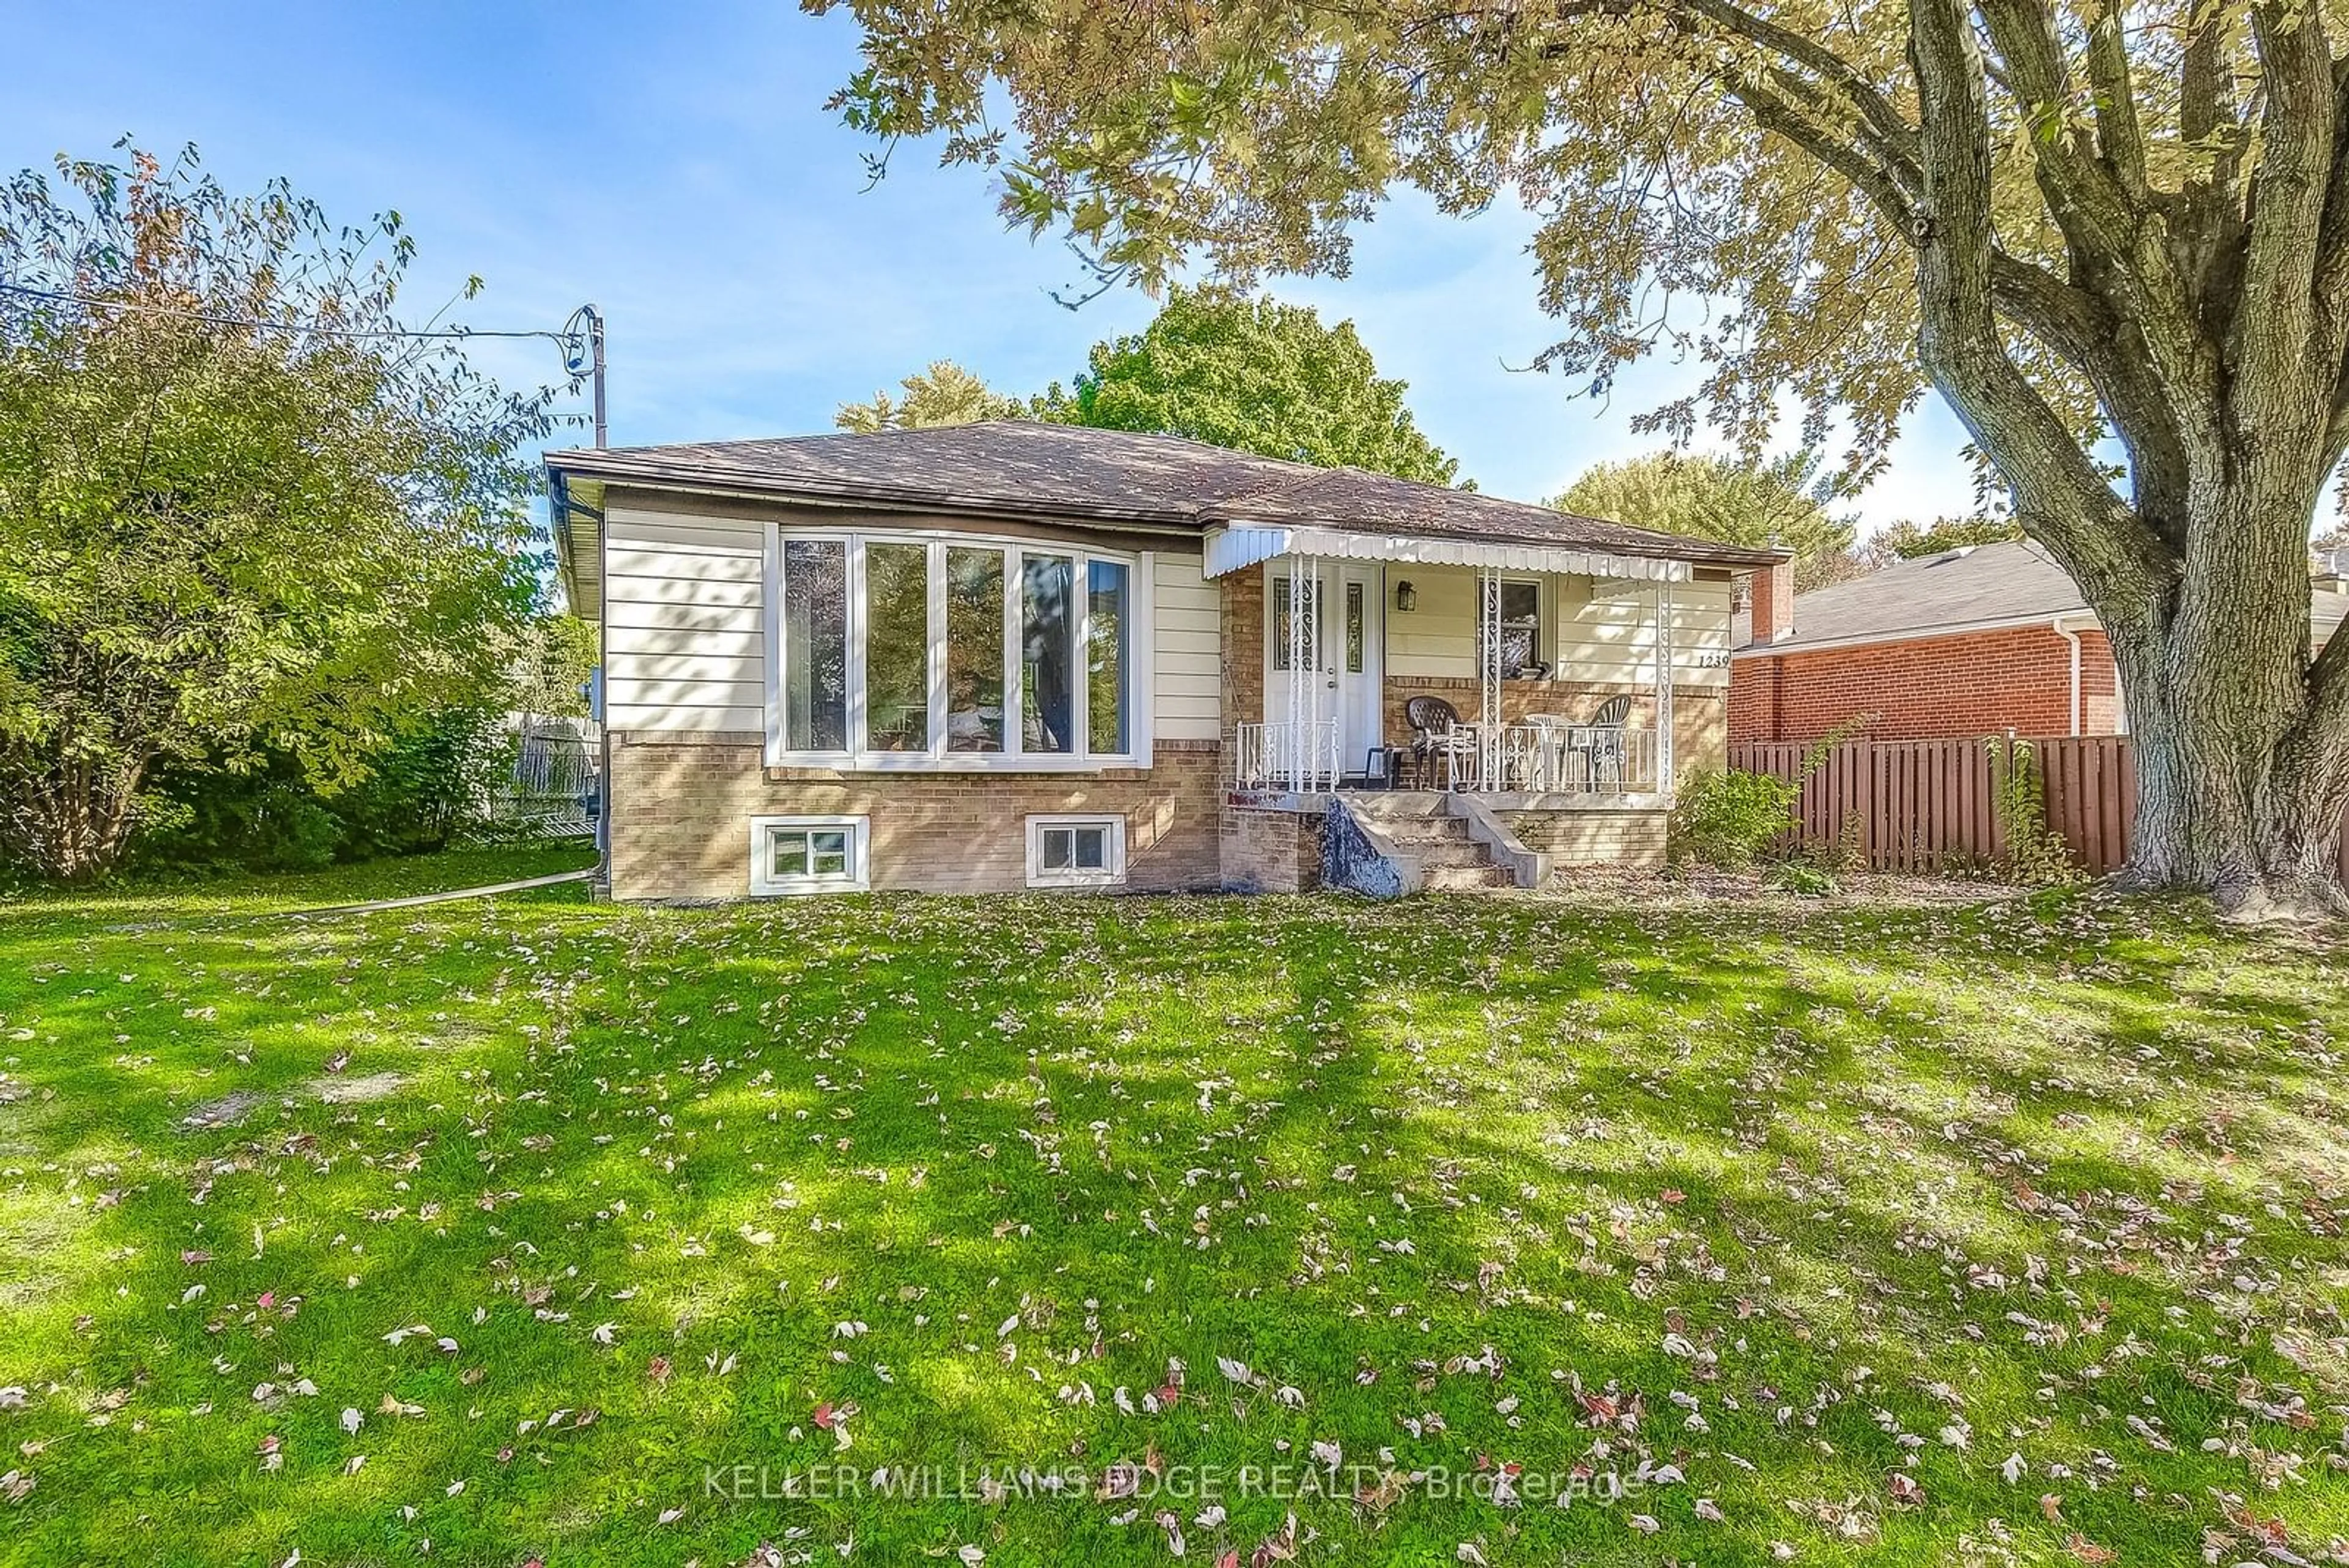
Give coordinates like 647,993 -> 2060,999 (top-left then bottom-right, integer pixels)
1432,721 -> 1661,795
1236,718 -> 1342,793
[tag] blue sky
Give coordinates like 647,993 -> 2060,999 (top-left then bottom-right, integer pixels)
4,0 -> 1978,532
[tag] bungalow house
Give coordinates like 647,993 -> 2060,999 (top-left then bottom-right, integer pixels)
546,422 -> 1777,899
1730,540 -> 2349,744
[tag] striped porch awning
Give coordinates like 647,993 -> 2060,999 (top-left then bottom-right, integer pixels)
1202,524 -> 1694,583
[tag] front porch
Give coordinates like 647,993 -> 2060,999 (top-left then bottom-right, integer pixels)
1233,713 -> 1670,798
1215,531 -> 1706,798
1205,521 -> 1737,894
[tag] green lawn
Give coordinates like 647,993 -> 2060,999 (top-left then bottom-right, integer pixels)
2,852 -> 2345,1567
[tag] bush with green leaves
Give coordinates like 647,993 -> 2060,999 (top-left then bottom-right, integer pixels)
0,145 -> 554,881
1669,767 -> 1802,868
1988,735 -> 2085,887
1768,861 -> 1839,897
137,708 -> 516,874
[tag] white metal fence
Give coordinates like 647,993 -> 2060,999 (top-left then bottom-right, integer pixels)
1409,722 -> 1658,793
492,717 -> 598,836
1234,719 -> 1342,793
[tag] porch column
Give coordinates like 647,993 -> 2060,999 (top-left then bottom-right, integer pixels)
1653,577 -> 1676,797
1285,552 -> 1325,790
1477,563 -> 1502,790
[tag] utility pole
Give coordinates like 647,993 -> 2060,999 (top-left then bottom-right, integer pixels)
584,304 -> 607,448
565,304 -> 608,448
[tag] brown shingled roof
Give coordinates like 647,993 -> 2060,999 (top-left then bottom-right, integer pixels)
545,421 -> 1782,568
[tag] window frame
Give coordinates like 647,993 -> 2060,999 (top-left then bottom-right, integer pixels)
1498,576 -> 1545,677
765,526 -> 1154,771
1025,813 -> 1129,889
749,814 -> 870,896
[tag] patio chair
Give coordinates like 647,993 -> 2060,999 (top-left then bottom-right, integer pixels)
1404,694 -> 1481,790
1567,694 -> 1633,790
1521,713 -> 1573,791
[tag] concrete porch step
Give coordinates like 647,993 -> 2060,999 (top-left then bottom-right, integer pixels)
1405,840 -> 1490,869
1340,790 -> 1450,819
1381,817 -> 1471,845
1330,792 -> 1523,895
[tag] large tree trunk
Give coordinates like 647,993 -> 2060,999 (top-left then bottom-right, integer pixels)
2097,482 -> 2349,916
1895,0 -> 2349,918
2121,658 -> 2348,914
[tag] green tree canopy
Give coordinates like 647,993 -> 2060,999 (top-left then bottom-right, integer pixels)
1034,286 -> 1457,483
811,0 -> 2349,908
836,289 -> 1460,483
1860,515 -> 2026,569
834,359 -> 1027,432
1555,451 -> 1858,591
0,146 -> 551,879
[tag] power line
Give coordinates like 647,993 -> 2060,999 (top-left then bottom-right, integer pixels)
4,281 -> 608,442
0,280 -> 580,347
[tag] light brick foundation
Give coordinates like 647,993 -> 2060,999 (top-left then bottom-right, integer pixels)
1220,804 -> 1325,893
1508,808 -> 1669,869
606,733 -> 1223,901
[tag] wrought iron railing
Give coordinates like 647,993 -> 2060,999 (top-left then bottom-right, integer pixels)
1441,722 -> 1660,795
1235,718 -> 1342,793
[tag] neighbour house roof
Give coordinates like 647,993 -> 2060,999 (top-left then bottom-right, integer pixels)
546,421 -> 1785,614
1732,537 -> 2349,655
1738,540 -> 2088,652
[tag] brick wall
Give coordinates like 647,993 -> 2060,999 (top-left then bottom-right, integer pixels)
606,733 -> 1223,901
1508,808 -> 1669,869
1220,805 -> 1325,893
1730,626 -> 2121,745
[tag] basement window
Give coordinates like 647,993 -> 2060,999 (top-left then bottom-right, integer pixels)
750,815 -> 869,896
1026,814 -> 1126,888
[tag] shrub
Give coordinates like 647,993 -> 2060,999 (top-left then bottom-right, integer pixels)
1669,768 -> 1801,868
136,708 -> 510,874
1672,713 -> 1876,872
1769,861 -> 1839,897
1987,735 -> 2084,886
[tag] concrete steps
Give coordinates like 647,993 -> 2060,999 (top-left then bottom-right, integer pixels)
1337,792 -> 1515,893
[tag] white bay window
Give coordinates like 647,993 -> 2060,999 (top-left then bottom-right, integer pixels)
768,529 -> 1149,769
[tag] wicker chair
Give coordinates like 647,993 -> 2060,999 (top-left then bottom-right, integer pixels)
1403,694 -> 1481,789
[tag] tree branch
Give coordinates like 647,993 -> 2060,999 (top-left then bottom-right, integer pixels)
1729,69 -> 1920,230
1973,0 -> 2213,436
1907,0 -> 2174,623
2234,0 -> 2337,428
1674,0 -> 1923,179
2084,0 -> 2149,203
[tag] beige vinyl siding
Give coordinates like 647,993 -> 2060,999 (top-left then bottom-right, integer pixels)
1384,568 -> 1482,675
602,507 -> 768,733
603,506 -> 1216,749
1384,567 -> 1734,688
1153,552 -> 1222,741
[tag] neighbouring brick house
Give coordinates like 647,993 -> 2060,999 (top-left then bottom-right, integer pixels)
1730,539 -> 2349,744
546,422 -> 1778,900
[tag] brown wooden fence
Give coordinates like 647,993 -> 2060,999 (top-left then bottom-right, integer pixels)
1728,734 -> 2349,881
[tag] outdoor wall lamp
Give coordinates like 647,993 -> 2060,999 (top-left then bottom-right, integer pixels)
1394,579 -> 1417,612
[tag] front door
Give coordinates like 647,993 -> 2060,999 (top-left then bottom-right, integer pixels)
1331,563 -> 1384,778
1264,561 -> 1384,781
